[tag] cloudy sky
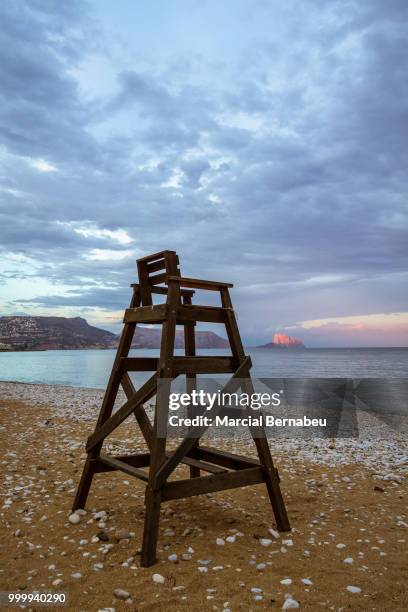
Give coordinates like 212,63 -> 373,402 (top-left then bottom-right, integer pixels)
1,0 -> 407,347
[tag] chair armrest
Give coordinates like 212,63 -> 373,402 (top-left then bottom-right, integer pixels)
166,276 -> 233,291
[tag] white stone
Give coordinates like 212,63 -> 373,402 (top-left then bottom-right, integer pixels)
256,563 -> 266,571
301,578 -> 313,585
152,573 -> 165,584
198,566 -> 208,573
282,596 -> 300,609
114,588 -> 130,600
226,535 -> 236,543
94,511 -> 107,520
336,543 -> 346,548
68,513 -> 81,525
280,578 -> 292,585
346,585 -> 362,594
52,579 -> 63,586
260,538 -> 272,547
343,557 -> 354,564
216,538 -> 225,546
168,554 -> 178,562
71,572 -> 82,579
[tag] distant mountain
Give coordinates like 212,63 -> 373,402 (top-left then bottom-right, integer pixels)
257,332 -> 305,349
0,316 -> 229,350
0,316 -> 117,350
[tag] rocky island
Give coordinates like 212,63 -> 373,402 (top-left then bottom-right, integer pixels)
257,332 -> 305,349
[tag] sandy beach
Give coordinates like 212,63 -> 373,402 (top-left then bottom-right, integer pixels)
1,381 -> 407,611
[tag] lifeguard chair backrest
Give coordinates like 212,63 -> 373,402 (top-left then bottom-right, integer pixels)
136,250 -> 180,306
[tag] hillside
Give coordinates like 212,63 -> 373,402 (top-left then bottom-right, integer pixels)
0,316 -> 117,350
0,316 -> 229,350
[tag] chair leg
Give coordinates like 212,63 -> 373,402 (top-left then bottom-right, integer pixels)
72,456 -> 95,511
254,437 -> 290,531
140,487 -> 162,567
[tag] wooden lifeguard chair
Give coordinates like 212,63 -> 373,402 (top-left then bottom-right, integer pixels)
73,250 -> 290,566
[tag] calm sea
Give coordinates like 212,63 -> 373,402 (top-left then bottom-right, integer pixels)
0,347 -> 407,388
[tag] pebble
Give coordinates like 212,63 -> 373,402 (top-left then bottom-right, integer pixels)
336,543 -> 346,549
52,579 -> 63,587
256,563 -> 266,571
152,573 -> 165,584
71,572 -> 82,579
301,578 -> 313,585
115,529 -> 133,541
168,554 -> 178,562
343,557 -> 354,564
260,538 -> 272,547
226,535 -> 236,543
68,513 -> 81,525
268,528 -> 280,539
216,538 -> 225,546
198,566 -> 208,573
94,511 -> 107,520
282,596 -> 300,609
346,585 -> 362,594
114,589 -> 130,600
280,578 -> 292,585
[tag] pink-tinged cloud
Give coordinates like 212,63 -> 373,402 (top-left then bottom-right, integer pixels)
287,313 -> 408,348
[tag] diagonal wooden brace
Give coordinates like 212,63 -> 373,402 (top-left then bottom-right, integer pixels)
86,374 -> 158,452
121,373 -> 154,450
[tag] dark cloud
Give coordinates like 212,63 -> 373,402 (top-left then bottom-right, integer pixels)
0,0 -> 407,343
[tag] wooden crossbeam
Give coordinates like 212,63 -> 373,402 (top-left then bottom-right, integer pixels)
92,453 -> 151,472
124,304 -> 229,325
167,276 -> 233,290
179,456 -> 226,475
120,356 -> 237,375
97,454 -> 149,481
86,373 -> 158,451
120,357 -> 158,371
195,446 -> 261,469
124,305 -> 167,324
161,467 -> 265,501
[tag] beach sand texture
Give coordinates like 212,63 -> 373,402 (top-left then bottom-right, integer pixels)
0,382 -> 407,611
